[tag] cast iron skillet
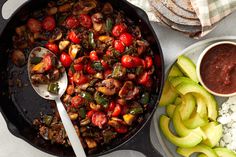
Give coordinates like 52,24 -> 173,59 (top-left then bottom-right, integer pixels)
0,0 -> 164,156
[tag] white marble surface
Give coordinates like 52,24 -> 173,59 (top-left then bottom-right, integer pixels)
1,1 -> 236,157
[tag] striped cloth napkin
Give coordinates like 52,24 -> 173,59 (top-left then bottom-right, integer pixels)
190,0 -> 236,37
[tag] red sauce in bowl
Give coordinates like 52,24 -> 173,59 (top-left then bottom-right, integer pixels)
200,43 -> 236,94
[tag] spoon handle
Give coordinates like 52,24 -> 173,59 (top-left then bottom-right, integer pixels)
55,98 -> 87,157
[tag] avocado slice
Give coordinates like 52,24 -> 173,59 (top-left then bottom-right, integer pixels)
179,94 -> 196,120
177,144 -> 218,157
159,115 -> 202,148
194,95 -> 208,118
166,104 -> 176,118
183,112 -> 209,129
173,106 -> 206,139
201,122 -> 222,147
159,80 -> 178,106
169,76 -> 193,88
174,97 -> 182,105
168,64 -> 183,77
214,148 -> 236,157
175,82 -> 218,121
176,55 -> 199,83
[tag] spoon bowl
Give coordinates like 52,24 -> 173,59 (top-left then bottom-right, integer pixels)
28,47 -> 68,100
28,47 -> 86,157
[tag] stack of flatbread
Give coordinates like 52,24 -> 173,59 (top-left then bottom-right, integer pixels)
127,0 -> 236,38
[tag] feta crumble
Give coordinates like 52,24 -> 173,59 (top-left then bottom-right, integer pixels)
218,96 -> 236,152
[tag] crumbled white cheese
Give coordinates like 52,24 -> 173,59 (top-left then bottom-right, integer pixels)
218,96 -> 236,152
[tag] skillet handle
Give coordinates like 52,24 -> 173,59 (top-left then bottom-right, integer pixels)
117,120 -> 163,157
0,0 -> 9,34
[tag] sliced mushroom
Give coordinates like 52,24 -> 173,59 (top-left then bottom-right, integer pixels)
108,117 -> 125,128
102,2 -> 113,14
15,25 -> 26,36
58,3 -> 72,12
96,78 -> 121,96
69,113 -> 78,120
80,118 -> 91,126
31,74 -> 49,84
119,81 -> 140,100
91,13 -> 104,32
137,40 -> 149,55
59,40 -> 70,51
85,138 -> 97,149
90,102 -> 101,111
49,28 -> 63,42
69,44 -> 81,60
46,7 -> 58,15
11,50 -> 26,67
49,69 -> 60,81
77,0 -> 97,13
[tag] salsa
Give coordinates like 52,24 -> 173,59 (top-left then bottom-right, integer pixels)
200,43 -> 236,94
10,0 -> 158,153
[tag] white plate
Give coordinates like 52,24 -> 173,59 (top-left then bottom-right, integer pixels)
153,36 -> 236,157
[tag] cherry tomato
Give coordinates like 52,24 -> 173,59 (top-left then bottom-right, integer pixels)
43,54 -> 53,71
89,51 -> 99,61
68,31 -> 80,44
45,42 -> 59,54
79,14 -> 92,28
42,16 -> 56,31
112,104 -> 121,117
112,23 -> 127,37
85,64 -> 96,74
27,18 -> 42,33
92,112 -> 107,128
119,33 -> 133,46
121,55 -> 142,68
87,110 -> 95,119
114,40 -> 125,53
116,125 -> 128,134
108,101 -> 116,111
71,95 -> 84,108
104,69 -> 112,78
106,50 -> 113,56
73,72 -> 88,85
74,63 -> 83,71
60,52 -> 72,67
138,72 -> 150,86
66,85 -> 74,95
101,60 -> 109,69
145,56 -> 153,68
65,16 -> 79,29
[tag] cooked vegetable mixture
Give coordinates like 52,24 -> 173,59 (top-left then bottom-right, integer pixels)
11,0 -> 157,152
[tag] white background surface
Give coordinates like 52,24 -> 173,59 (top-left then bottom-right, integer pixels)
0,0 -> 236,157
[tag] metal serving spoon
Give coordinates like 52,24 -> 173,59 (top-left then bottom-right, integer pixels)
27,47 -> 86,157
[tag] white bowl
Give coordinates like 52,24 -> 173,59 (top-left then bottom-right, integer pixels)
196,41 -> 236,97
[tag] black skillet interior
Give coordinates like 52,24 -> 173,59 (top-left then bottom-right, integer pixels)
0,0 -> 164,157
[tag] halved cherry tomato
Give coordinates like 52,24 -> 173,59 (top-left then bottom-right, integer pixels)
60,52 -> 72,67
45,43 -> 59,54
106,50 -> 113,56
74,63 -> 83,71
116,125 -> 128,134
108,101 -> 116,111
112,104 -> 121,117
89,51 -> 99,61
121,55 -> 142,68
138,72 -> 150,86
119,33 -> 133,46
42,54 -> 53,71
27,18 -> 42,33
71,95 -> 84,108
112,23 -> 127,37
68,31 -> 80,44
65,16 -> 79,29
104,69 -> 112,78
85,64 -> 96,74
92,112 -> 107,128
79,14 -> 92,28
145,56 -> 153,68
42,16 -> 56,31
73,72 -> 88,85
101,60 -> 109,69
87,110 -> 95,119
114,40 -> 125,53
